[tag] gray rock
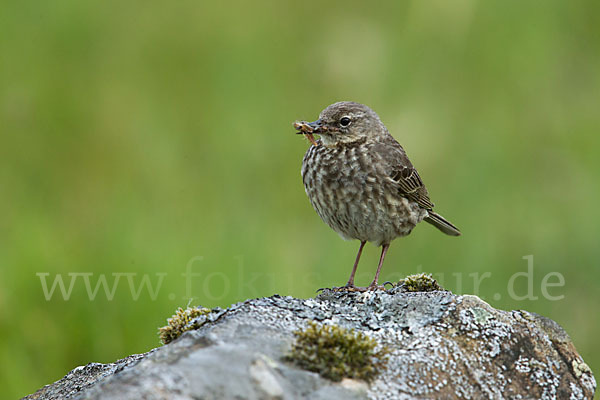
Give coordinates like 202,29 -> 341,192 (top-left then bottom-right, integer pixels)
23,290 -> 596,400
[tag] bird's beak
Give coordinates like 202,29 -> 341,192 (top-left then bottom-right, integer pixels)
294,119 -> 323,134
305,119 -> 322,133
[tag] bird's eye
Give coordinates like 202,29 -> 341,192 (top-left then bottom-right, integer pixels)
340,116 -> 351,127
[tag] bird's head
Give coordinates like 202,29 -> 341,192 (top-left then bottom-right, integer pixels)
294,101 -> 387,146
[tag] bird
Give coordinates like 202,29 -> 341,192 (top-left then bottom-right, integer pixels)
295,101 -> 460,291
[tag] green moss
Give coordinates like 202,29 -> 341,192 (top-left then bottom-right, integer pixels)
398,273 -> 444,292
286,321 -> 389,382
158,306 -> 211,344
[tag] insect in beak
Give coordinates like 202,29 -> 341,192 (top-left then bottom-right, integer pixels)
293,120 -> 321,146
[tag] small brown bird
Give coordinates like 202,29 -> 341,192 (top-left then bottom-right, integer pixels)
296,101 -> 460,291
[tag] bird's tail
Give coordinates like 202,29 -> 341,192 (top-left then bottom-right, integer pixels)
424,211 -> 461,236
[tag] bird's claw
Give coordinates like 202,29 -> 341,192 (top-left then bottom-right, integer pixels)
317,284 -> 369,293
332,285 -> 360,292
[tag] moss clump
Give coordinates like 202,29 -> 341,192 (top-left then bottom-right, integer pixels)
398,273 -> 444,292
286,321 -> 389,382
158,306 -> 211,344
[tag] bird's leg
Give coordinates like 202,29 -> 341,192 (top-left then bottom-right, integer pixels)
344,241 -> 366,288
368,244 -> 390,290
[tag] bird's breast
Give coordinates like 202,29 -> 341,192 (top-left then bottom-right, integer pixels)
301,143 -> 424,244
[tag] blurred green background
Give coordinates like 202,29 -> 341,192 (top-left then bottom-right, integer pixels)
1,0 -> 599,397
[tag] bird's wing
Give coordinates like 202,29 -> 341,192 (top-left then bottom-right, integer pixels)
373,139 -> 435,210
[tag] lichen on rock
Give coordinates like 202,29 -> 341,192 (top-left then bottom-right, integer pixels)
25,279 -> 596,400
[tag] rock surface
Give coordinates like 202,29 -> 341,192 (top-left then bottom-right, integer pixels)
24,289 -> 596,400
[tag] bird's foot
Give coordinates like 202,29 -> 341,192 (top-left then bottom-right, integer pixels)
366,282 -> 386,291
317,282 -> 388,293
316,283 -> 369,293
332,283 -> 366,292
